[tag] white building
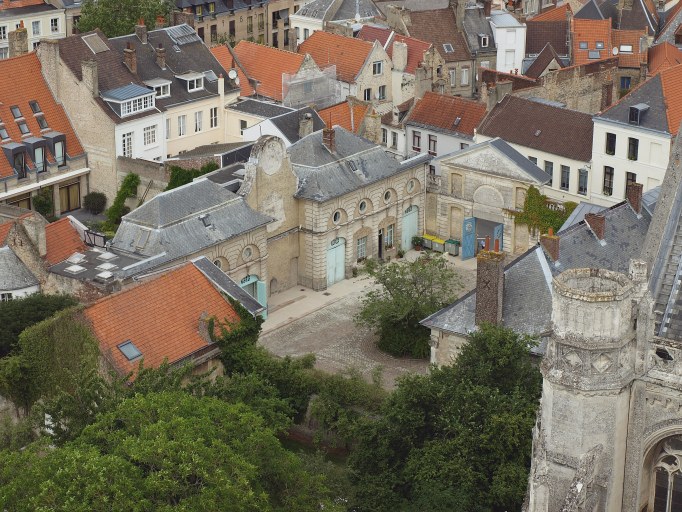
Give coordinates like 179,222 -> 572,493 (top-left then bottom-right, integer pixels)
489,10 -> 526,74
0,1 -> 66,58
242,106 -> 325,147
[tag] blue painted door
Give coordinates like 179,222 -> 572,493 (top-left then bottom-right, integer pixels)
327,237 -> 346,287
402,205 -> 419,249
493,223 -> 504,252
240,275 -> 268,318
462,217 -> 476,260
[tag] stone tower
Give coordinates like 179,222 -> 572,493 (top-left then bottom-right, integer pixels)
527,264 -> 645,511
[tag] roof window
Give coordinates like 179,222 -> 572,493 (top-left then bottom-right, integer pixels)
579,41 -> 588,49
10,106 -> 22,119
443,43 -> 454,53
453,116 -> 461,127
118,340 -> 142,361
629,103 -> 649,125
619,44 -> 633,53
588,50 -> 600,59
29,100 -> 41,114
17,121 -> 29,135
595,41 -> 604,49
0,125 -> 8,140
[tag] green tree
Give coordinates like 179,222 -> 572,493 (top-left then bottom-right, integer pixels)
77,0 -> 175,38
347,324 -> 542,512
355,255 -> 462,358
0,293 -> 78,357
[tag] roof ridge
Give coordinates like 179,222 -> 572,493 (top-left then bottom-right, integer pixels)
235,39 -> 304,59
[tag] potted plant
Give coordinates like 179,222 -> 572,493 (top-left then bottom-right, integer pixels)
396,246 -> 405,259
412,235 -> 423,251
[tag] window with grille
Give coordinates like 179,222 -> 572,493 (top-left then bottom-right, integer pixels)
357,236 -> 367,260
560,165 -> 570,191
603,166 -> 614,196
578,168 -> 588,195
195,111 -> 203,132
143,125 -> 156,146
121,132 -> 133,158
210,107 -> 218,128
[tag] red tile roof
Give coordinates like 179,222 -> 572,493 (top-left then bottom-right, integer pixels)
659,64 -> 682,137
318,101 -> 369,133
531,3 -> 572,21
0,222 -> 12,246
407,8 -> 470,63
571,18 -> 612,66
406,91 -> 486,137
0,53 -> 84,179
299,31 -> 375,83
212,41 -> 305,101
85,264 -> 240,378
612,29 -> 647,68
0,0 -> 43,10
648,42 -> 682,75
358,25 -> 432,75
45,217 -> 87,266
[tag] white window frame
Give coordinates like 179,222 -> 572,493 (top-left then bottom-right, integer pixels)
449,69 -> 456,84
155,84 -> 170,98
381,128 -> 387,145
385,224 -> 394,247
120,94 -> 155,117
0,292 -> 12,301
378,84 -> 386,100
194,110 -> 203,132
391,131 -> 398,149
460,67 -> 469,86
357,236 -> 367,260
32,20 -> 40,36
178,115 -> 186,137
54,140 -> 65,166
210,107 -> 218,128
363,88 -> 372,101
165,117 -> 171,139
143,125 -> 157,146
187,77 -> 204,92
34,146 -> 45,172
372,61 -> 383,75
50,18 -> 59,33
122,132 -> 133,158
0,26 -> 6,41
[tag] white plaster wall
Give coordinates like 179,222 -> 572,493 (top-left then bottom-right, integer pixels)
406,125 -> 472,161
291,14 -> 322,46
0,10 -> 66,55
165,96 -> 223,157
114,114 -> 165,162
381,122 -> 408,160
0,284 -> 39,299
490,19 -> 527,74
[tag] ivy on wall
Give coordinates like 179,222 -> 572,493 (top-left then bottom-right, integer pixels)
104,173 -> 140,231
513,186 -> 577,234
165,162 -> 220,191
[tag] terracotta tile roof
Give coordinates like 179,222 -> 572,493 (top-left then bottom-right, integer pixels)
659,64 -> 682,136
381,97 -> 414,126
358,25 -> 433,74
526,20 -> 569,55
45,217 -> 87,266
212,41 -> 305,101
571,18 -> 612,65
0,0 -> 43,9
531,3 -> 572,21
481,68 -> 539,89
407,8 -> 471,63
648,42 -> 682,75
525,42 -> 567,78
318,101 -> 369,133
299,31 -> 374,83
0,53 -> 84,179
85,263 -> 239,378
477,95 -> 594,161
405,91 -> 486,137
0,222 -> 12,246
612,29 -> 647,68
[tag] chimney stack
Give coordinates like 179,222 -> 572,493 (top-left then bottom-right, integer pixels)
585,213 -> 606,240
392,41 -> 408,72
322,127 -> 336,152
135,19 -> 147,44
8,22 -> 28,58
483,0 -> 492,16
299,112 -> 313,139
155,16 -> 166,30
475,240 -> 505,326
626,182 -> 643,214
540,227 -> 560,261
124,42 -> 137,74
81,59 -> 99,97
156,43 -> 166,69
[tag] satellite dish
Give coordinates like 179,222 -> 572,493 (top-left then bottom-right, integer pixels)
235,77 -> 240,85
612,47 -> 619,55
228,69 -> 238,79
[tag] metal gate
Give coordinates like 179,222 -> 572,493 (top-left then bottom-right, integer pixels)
401,205 -> 419,249
493,223 -> 504,252
326,237 -> 346,287
461,217 -> 476,260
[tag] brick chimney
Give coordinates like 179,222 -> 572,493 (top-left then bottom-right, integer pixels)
82,59 -> 99,97
124,42 -> 137,74
322,127 -> 336,152
475,237 -> 505,326
156,43 -> 166,69
135,19 -> 147,44
540,227 -> 560,261
299,112 -> 313,139
626,182 -> 643,214
585,213 -> 605,240
392,41 -> 408,72
483,0 -> 492,16
8,22 -> 28,58
155,16 -> 166,30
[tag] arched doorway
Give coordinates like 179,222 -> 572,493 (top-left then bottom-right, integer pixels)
327,237 -> 345,287
402,205 -> 419,249
239,274 -> 267,317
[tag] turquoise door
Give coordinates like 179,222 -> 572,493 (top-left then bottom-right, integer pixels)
461,217 -> 476,260
327,237 -> 346,287
401,205 -> 419,249
493,223 -> 504,252
240,274 -> 268,318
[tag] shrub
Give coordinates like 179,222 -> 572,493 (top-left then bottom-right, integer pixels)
32,188 -> 53,217
105,173 -> 139,228
165,161 -> 220,191
82,192 -> 107,215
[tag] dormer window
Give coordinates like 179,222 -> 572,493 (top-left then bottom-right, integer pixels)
121,96 -> 154,116
102,84 -> 156,118
156,84 -> 170,97
187,77 -> 204,92
13,152 -> 26,179
34,146 -> 45,173
629,103 -> 649,125
196,4 -> 203,16
479,34 -> 489,48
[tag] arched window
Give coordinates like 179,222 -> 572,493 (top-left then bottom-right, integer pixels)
652,438 -> 682,512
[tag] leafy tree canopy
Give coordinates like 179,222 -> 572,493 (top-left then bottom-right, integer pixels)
347,324 -> 542,512
77,0 -> 175,38
0,293 -> 78,358
355,255 -> 462,358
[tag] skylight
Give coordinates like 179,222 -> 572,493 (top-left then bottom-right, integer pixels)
97,251 -> 117,261
96,262 -> 117,271
443,43 -> 454,53
36,116 -> 48,130
118,340 -> 142,361
67,252 -> 86,264
96,270 -> 113,280
0,126 -> 8,140
17,121 -> 29,135
64,264 -> 86,274
10,106 -> 21,119
453,117 -> 461,127
29,100 -> 41,114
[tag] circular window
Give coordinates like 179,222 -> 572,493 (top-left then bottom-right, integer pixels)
384,190 -> 392,203
359,200 -> 367,214
213,259 -> 222,269
243,247 -> 253,260
407,179 -> 415,193
333,210 -> 342,224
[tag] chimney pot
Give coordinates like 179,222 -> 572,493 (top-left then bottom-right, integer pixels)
135,20 -> 148,44
626,182 -> 643,214
540,230 -> 560,261
585,213 -> 606,240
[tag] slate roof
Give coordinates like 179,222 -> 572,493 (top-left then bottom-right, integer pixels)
573,0 -> 619,25
175,0 -> 262,15
45,216 -> 87,266
317,101 -> 369,133
299,31 -> 376,83
212,41 -> 305,101
110,179 -> 271,272
269,107 -> 326,143
477,95 -> 594,161
108,25 -> 235,111
0,246 -> 38,291
228,99 -> 294,118
559,201 -> 605,231
648,42 -> 682,75
433,137 -> 551,184
571,18 -> 612,65
619,0 -> 658,34
288,126 -> 431,202
405,91 -> 486,139
357,25 -> 433,75
526,19 -> 569,55
656,0 -> 682,45
407,8 -> 471,63
294,0 -> 338,19
525,42 -> 567,78
0,53 -> 85,179
84,263 -> 240,378
463,6 -> 496,55
333,0 -> 382,20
